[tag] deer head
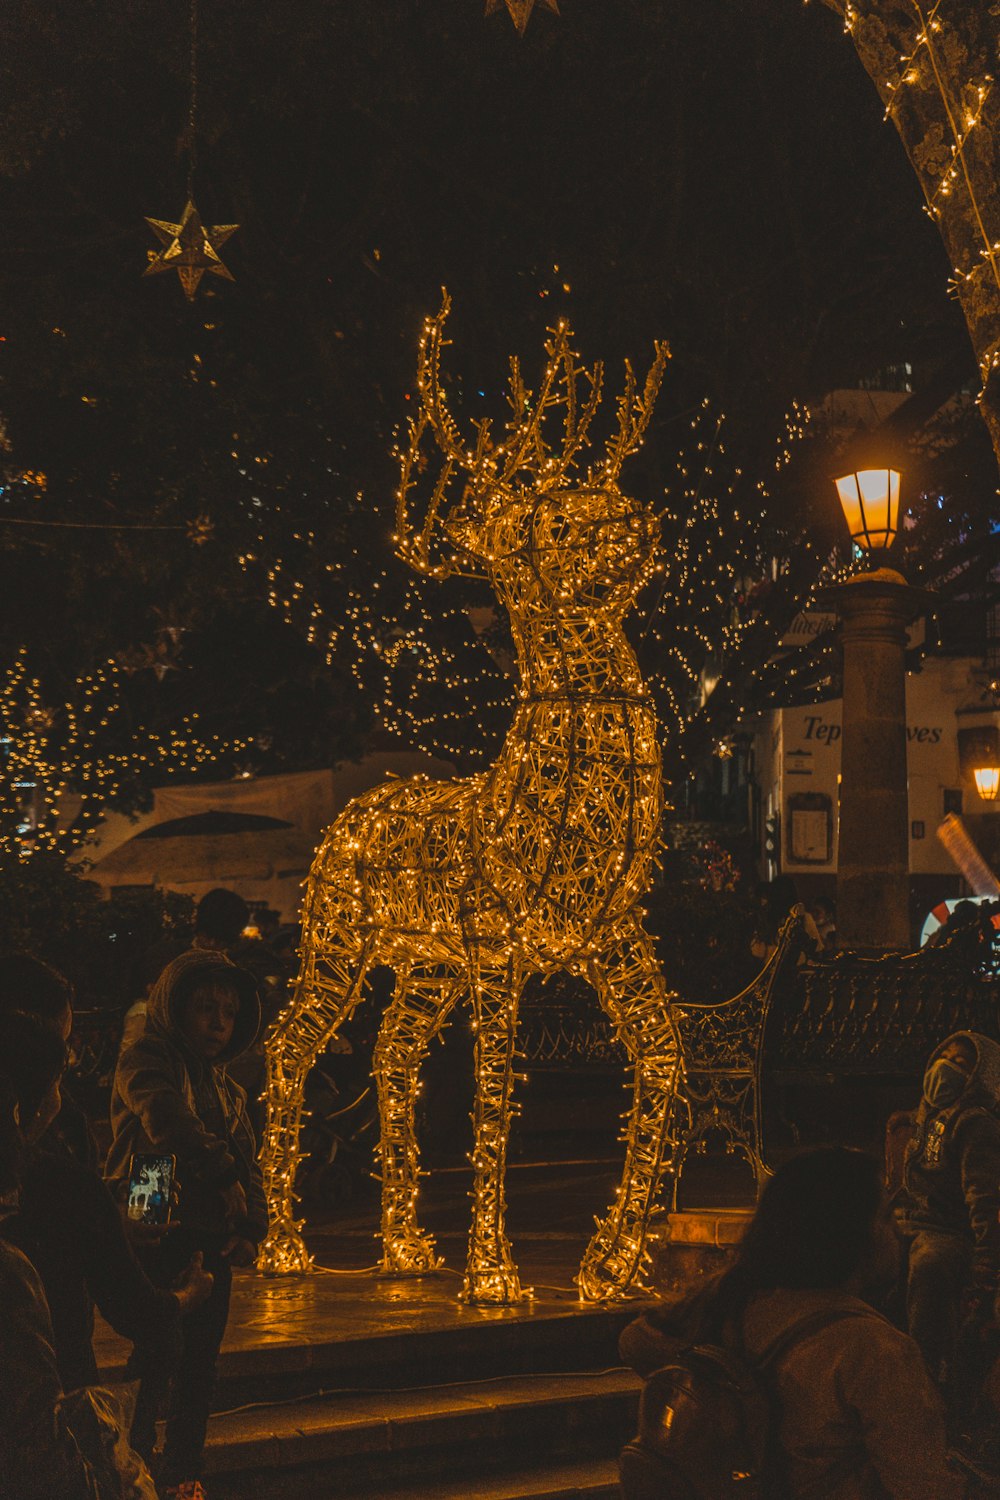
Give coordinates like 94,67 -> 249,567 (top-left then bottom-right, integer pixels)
396,293 -> 669,615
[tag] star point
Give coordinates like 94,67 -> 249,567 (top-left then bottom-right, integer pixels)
484,0 -> 559,38
143,197 -> 239,301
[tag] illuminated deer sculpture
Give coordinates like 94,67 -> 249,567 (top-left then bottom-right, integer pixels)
259,298 -> 683,1302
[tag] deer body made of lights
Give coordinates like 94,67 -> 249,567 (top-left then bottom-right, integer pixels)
259,297 -> 684,1303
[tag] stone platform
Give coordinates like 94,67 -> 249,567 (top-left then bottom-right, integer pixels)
96,1263 -> 640,1498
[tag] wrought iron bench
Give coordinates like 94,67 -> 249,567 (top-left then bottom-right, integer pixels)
671,910 -> 808,1203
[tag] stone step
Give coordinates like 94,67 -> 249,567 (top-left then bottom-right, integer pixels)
201,1369 -> 639,1499
365,1456 -> 621,1499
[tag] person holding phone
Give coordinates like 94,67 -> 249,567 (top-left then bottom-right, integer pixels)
0,1011 -> 165,1499
106,949 -> 267,1500
0,954 -> 214,1467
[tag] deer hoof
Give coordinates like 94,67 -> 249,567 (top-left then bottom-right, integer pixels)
576,1240 -> 653,1303
460,1263 -> 527,1306
257,1227 -> 314,1276
380,1233 -> 444,1276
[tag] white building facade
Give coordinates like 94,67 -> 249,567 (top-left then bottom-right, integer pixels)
752,653 -> 1000,925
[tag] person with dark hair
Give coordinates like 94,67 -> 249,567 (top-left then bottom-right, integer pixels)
0,1016 -> 156,1500
620,1148 -> 964,1499
193,887 -> 250,953
106,950 -> 267,1500
0,949 -> 98,1168
125,890 -> 251,1014
895,1032 -> 1000,1412
0,951 -> 74,1023
0,956 -> 212,1466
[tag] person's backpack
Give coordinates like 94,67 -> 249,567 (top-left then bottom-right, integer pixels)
618,1308 -> 867,1500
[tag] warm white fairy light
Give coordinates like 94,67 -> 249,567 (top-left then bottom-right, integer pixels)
0,648 -> 248,856
835,0 -> 1000,405
259,295 -> 684,1303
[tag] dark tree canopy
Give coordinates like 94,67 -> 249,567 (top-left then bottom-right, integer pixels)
0,0 -> 992,810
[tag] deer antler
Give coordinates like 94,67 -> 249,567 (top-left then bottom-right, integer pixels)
493,323 -> 604,491
595,341 -> 671,486
396,294 -> 669,577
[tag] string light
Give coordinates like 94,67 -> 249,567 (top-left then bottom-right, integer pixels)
837,1 -> 1000,414
259,296 -> 684,1303
0,649 -> 248,857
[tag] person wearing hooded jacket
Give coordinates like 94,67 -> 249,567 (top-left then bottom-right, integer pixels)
896,1030 -> 1000,1412
105,950 -> 268,1500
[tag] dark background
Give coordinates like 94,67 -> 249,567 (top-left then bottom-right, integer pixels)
0,0 -> 986,783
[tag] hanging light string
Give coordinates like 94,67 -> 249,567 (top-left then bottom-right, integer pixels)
187,0 -> 199,195
0,648 -> 249,859
885,2 -> 999,296
0,517 -> 193,532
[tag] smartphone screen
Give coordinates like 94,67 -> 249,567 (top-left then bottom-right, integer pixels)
127,1153 -> 175,1226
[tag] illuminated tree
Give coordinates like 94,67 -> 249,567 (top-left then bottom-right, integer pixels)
822,3 -> 1000,467
0,649 -> 246,857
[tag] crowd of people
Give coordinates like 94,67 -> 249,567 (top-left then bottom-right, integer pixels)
5,881 -> 1000,1499
620,1029 -> 1000,1497
0,889 -> 276,1500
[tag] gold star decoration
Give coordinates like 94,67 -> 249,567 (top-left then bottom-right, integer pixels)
484,0 -> 559,38
143,198 -> 238,301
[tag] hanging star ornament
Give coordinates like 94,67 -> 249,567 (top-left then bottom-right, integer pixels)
484,0 -> 559,38
143,198 -> 238,301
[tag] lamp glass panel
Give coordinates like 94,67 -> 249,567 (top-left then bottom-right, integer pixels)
973,766 -> 1000,802
835,473 -> 864,541
835,468 -> 900,550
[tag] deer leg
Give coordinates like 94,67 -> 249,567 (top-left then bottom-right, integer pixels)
258,920 -> 378,1275
578,920 -> 683,1301
461,951 -> 526,1306
374,964 -> 458,1275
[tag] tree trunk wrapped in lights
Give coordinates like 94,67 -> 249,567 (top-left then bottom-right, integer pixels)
823,1 -> 1000,464
258,295 -> 684,1303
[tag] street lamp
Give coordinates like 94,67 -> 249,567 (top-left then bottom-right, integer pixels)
821,465 -> 930,951
958,723 -> 1000,805
834,468 -> 901,553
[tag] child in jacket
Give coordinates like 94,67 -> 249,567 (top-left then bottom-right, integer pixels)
106,950 -> 268,1500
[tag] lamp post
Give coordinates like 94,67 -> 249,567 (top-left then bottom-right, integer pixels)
824,469 -> 931,952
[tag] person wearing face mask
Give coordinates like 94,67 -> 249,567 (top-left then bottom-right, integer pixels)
897,1032 -> 1000,1415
